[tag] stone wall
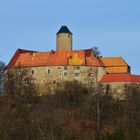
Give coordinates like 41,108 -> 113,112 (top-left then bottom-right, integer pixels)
21,65 -> 107,88
97,67 -> 106,81
28,65 -> 102,85
56,33 -> 72,51
5,65 -> 106,95
101,82 -> 140,100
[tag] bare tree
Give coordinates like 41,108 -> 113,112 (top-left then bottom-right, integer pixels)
4,68 -> 37,103
0,61 -> 5,93
92,47 -> 102,57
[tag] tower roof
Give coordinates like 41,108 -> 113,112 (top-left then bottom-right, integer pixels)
57,26 -> 72,34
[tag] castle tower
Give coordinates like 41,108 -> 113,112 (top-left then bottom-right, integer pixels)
56,26 -> 72,51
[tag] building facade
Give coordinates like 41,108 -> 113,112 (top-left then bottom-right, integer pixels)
5,26 -> 140,95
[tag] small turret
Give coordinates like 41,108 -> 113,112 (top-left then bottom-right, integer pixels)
56,26 -> 72,51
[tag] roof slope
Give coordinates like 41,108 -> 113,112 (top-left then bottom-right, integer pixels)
101,57 -> 128,66
86,57 -> 104,66
6,49 -> 36,69
100,57 -> 129,74
15,50 -> 86,66
6,49 -> 130,72
104,67 -> 129,74
100,74 -> 140,83
7,49 -> 104,68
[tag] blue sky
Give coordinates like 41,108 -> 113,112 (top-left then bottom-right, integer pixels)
0,0 -> 140,74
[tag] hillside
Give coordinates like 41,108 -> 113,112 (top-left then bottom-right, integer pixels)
0,81 -> 140,140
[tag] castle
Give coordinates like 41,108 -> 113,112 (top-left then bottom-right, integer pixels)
6,26 -> 140,95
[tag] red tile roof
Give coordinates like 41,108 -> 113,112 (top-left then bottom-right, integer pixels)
100,57 -> 128,66
15,51 -> 86,66
6,48 -> 129,74
86,57 -> 104,66
100,57 -> 129,73
104,66 -> 129,74
7,49 -> 102,68
100,74 -> 140,83
6,49 -> 36,69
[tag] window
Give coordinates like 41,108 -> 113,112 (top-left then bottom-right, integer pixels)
58,67 -> 61,69
16,70 -> 21,75
31,69 -> 35,75
64,72 -> 67,77
89,73 -> 94,77
90,82 -> 94,85
74,73 -> 80,77
59,73 -> 62,76
48,69 -> 51,74
64,66 -> 67,70
74,66 -> 80,70
42,80 -> 45,84
53,80 -> 56,84
46,67 -> 51,74
68,34 -> 70,38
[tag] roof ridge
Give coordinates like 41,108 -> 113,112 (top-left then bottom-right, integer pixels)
17,48 -> 36,52
101,57 -> 123,58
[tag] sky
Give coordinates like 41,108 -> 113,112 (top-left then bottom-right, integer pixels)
0,0 -> 140,74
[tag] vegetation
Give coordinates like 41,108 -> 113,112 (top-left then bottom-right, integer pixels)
92,47 -> 102,57
0,67 -> 140,139
0,61 -> 5,93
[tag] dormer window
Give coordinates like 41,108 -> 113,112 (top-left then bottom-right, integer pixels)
30,52 -> 33,55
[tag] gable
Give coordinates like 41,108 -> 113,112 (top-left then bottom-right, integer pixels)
6,49 -> 36,69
